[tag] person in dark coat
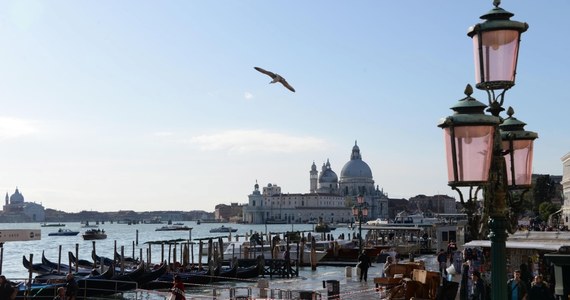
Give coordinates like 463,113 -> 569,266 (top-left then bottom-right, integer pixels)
64,273 -> 78,300
357,250 -> 372,282
470,271 -> 486,300
528,275 -> 553,300
0,275 -> 16,300
459,263 -> 470,300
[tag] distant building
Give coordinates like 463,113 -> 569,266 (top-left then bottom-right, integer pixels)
562,153 -> 570,225
242,141 -> 389,224
408,194 -> 457,214
1,188 -> 45,222
214,203 -> 244,222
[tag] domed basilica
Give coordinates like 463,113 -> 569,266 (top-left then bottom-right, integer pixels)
243,141 -> 388,224
1,188 -> 46,222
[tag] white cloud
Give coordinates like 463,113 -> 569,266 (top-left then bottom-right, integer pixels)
0,117 -> 39,139
244,92 -> 253,100
189,130 -> 326,153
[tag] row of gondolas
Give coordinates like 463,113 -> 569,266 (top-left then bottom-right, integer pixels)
14,251 -> 263,299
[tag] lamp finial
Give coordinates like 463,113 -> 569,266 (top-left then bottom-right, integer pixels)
464,84 -> 473,97
493,0 -> 500,7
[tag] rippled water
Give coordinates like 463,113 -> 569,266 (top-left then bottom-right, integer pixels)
0,222 -> 346,280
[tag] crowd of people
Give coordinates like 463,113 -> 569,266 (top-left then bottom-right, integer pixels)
433,240 -> 557,300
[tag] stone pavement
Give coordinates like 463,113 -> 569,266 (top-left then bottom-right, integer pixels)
184,264 -> 390,299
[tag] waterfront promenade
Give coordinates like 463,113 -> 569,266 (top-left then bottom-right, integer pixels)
162,255 -> 441,300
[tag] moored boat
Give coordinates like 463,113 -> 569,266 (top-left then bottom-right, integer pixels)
82,229 -> 107,240
223,241 -> 327,264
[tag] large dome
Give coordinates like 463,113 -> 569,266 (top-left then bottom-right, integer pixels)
340,142 -> 373,179
10,188 -> 24,204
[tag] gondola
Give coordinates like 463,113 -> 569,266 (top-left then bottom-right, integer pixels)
114,250 -> 140,265
68,251 -> 95,269
111,262 -> 146,281
235,264 -> 262,279
134,262 -> 167,286
22,255 -> 53,275
91,250 -> 115,266
215,263 -> 238,281
41,251 -> 92,275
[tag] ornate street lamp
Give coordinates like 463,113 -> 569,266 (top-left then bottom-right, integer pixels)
439,2 -> 537,299
352,194 -> 369,252
468,0 -> 528,92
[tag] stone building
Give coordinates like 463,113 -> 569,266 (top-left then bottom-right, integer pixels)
242,141 -> 389,224
561,152 -> 570,225
1,188 -> 45,222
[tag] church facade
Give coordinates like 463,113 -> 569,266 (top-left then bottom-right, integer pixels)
1,188 -> 46,222
242,142 -> 389,224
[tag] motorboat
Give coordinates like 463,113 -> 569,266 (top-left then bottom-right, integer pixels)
155,225 -> 192,231
41,223 -> 66,227
393,211 -> 440,225
209,225 -> 237,233
48,228 -> 80,236
82,229 -> 107,240
366,218 -> 389,225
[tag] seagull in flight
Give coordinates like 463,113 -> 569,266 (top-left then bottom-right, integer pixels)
254,67 -> 295,92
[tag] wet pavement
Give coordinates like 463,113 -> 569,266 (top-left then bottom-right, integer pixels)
171,254 -> 442,299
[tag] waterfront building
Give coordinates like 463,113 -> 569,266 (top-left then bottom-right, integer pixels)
562,152 -> 570,226
242,141 -> 389,224
1,187 -> 45,222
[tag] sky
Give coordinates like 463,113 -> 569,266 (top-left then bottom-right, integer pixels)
1,1 -> 569,213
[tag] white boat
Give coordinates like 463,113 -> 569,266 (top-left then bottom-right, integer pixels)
223,241 -> 327,263
366,218 -> 389,225
393,212 -> 440,225
209,225 -> 237,233
155,225 -> 192,231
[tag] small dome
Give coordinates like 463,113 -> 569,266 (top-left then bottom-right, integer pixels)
319,159 -> 338,183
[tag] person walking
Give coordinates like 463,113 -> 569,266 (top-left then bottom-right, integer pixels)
64,273 -> 77,300
528,275 -> 553,300
507,270 -> 528,300
283,245 -> 291,278
357,250 -> 371,282
170,275 -> 186,300
470,271 -> 486,300
383,256 -> 394,278
437,249 -> 448,275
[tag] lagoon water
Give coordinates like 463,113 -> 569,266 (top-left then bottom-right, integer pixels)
0,221 -> 346,280
1,222 -> 445,299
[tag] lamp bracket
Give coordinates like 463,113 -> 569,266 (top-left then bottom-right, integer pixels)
484,89 -> 508,117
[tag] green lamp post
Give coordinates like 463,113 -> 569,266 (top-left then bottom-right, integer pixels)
352,194 -> 368,253
439,1 -> 537,299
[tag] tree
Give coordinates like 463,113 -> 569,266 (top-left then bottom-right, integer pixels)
538,202 -> 560,225
533,175 -> 556,211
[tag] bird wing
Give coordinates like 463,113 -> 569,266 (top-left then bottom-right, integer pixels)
254,67 -> 276,79
279,78 -> 296,92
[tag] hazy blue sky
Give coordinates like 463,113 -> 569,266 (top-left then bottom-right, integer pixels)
1,1 -> 568,213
